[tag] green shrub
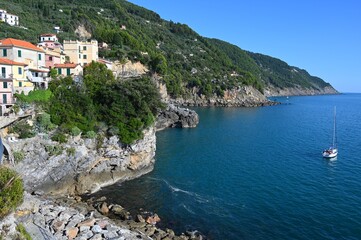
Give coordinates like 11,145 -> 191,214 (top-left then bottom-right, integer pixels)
9,121 -> 35,139
51,132 -> 67,143
85,131 -> 96,139
66,147 -> 76,157
71,127 -> 81,136
13,152 -> 25,163
37,113 -> 57,132
45,145 -> 64,156
16,223 -> 32,240
15,89 -> 52,104
0,167 -> 24,219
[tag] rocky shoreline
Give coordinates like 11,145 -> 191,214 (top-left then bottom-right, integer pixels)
0,192 -> 203,240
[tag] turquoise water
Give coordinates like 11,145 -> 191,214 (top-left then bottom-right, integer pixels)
93,94 -> 361,239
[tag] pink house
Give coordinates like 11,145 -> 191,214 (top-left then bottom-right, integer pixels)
44,49 -> 62,68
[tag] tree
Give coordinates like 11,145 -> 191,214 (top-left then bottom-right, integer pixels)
150,53 -> 167,75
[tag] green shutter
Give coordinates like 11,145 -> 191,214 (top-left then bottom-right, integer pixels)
18,50 -> 22,57
19,81 -> 22,87
3,49 -> 7,57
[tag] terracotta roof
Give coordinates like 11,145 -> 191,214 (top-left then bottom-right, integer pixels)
40,33 -> 57,37
0,58 -> 27,66
0,38 -> 45,52
54,63 -> 78,68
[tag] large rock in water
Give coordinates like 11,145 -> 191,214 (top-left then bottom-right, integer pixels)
156,104 -> 199,131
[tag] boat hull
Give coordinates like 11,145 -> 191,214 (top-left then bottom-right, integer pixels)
323,148 -> 338,158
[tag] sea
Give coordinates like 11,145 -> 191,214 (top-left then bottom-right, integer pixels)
91,93 -> 361,240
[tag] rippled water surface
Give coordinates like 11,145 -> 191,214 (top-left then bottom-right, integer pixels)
93,94 -> 361,240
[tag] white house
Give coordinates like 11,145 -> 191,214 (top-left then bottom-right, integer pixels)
0,9 -> 19,26
40,34 -> 59,43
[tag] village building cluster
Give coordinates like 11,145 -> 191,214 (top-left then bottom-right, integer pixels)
0,34 -> 100,115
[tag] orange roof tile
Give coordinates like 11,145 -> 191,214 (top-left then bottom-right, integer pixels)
0,58 -> 27,66
54,63 -> 78,68
0,38 -> 45,52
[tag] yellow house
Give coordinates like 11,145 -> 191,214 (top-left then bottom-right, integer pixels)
54,63 -> 83,77
63,40 -> 98,66
0,57 -> 33,94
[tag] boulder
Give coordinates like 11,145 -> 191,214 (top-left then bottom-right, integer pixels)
156,104 -> 199,131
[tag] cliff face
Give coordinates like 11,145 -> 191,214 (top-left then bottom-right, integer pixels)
264,85 -> 338,97
13,127 -> 156,195
171,86 -> 278,107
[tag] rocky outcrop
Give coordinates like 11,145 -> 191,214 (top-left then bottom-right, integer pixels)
156,104 -> 199,131
170,86 -> 278,107
12,127 -> 156,195
264,85 -> 338,97
0,192 -> 149,240
112,60 -> 149,79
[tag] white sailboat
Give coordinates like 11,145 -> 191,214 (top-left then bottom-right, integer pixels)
323,107 -> 338,158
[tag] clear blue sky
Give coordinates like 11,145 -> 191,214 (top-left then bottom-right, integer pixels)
127,0 -> 361,93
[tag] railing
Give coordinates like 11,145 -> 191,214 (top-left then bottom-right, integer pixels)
0,74 -> 11,79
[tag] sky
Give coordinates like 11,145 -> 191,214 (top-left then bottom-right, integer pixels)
127,0 -> 361,93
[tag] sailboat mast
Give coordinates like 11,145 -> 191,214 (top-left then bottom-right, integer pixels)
333,106 -> 337,148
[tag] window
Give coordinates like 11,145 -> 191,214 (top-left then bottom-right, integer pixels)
38,54 -> 42,60
58,68 -> 62,75
83,46 -> 87,51
19,81 -> 22,87
83,55 -> 87,59
18,67 -> 22,75
49,56 -> 53,61
2,94 -> 7,104
3,82 -> 8,88
67,68 -> 71,75
79,54 -> 81,59
18,50 -> 22,57
1,67 -> 5,78
2,49 -> 7,57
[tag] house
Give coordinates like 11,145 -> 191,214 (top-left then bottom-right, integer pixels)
0,38 -> 49,89
0,9 -> 19,26
0,58 -> 32,95
0,58 -> 27,115
38,34 -> 63,53
40,34 -> 58,43
41,47 -> 65,68
54,26 -> 61,34
63,40 -> 98,66
98,42 -> 109,49
54,63 -> 83,78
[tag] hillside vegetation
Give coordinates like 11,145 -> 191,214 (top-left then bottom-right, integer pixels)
0,0 -> 335,98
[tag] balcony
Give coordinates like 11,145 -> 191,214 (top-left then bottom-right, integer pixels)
0,74 -> 12,80
0,98 -> 15,105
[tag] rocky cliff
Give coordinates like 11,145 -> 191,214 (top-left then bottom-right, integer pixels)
8,102 -> 200,196
12,127 -> 156,195
264,85 -> 338,97
172,86 -> 278,107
